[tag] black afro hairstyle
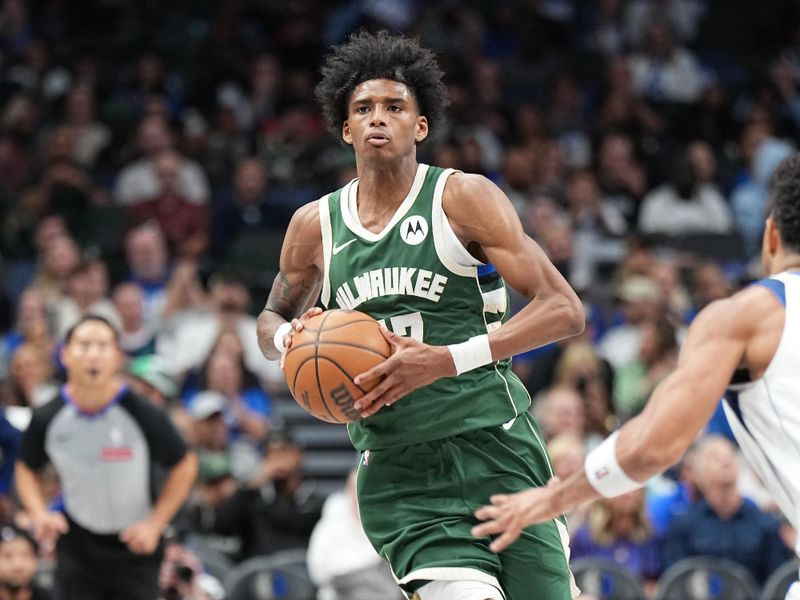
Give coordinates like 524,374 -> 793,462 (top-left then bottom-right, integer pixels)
770,152 -> 800,253
315,30 -> 448,139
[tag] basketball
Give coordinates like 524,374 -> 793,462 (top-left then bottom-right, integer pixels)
283,309 -> 391,423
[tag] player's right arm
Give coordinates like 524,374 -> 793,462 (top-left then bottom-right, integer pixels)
257,201 -> 324,361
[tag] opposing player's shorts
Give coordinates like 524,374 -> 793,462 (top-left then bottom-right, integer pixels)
356,411 -> 579,600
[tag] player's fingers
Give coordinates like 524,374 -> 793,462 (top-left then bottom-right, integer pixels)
353,376 -> 392,410
353,357 -> 394,387
489,494 -> 510,506
490,528 -> 521,553
359,384 -> 400,417
472,504 -> 499,523
302,307 -> 323,320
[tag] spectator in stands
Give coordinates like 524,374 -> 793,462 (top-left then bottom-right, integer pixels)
212,157 -> 280,254
613,318 -> 678,419
547,433 -> 590,532
648,259 -> 692,324
599,275 -> 662,368
0,525 -> 51,600
195,434 -> 324,561
689,261 -> 731,313
14,315 -> 198,600
187,391 -> 259,483
731,136 -> 795,258
61,84 -> 110,168
594,130 -> 648,229
662,435 -> 792,584
112,283 -> 157,357
0,287 -> 52,379
628,19 -> 705,104
124,222 -> 172,323
552,341 -> 617,442
131,149 -> 209,259
7,343 -> 58,408
647,444 -> 699,537
189,348 -> 270,442
0,413 -> 19,514
159,269 -> 282,389
570,489 -> 662,587
52,259 -> 118,339
114,115 -> 209,206
638,152 -> 733,235
158,539 -> 223,600
31,235 -> 80,308
533,385 -> 586,443
308,469 -> 404,600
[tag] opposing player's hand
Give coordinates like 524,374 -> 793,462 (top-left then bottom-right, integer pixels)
279,307 -> 323,370
471,477 -> 561,553
352,326 -> 456,418
120,517 -> 163,554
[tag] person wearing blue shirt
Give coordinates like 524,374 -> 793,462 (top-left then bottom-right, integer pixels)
661,436 -> 791,584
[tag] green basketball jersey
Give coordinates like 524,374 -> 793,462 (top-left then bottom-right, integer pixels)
319,163 -> 531,450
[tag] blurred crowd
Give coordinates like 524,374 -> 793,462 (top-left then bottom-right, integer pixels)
0,0 -> 798,598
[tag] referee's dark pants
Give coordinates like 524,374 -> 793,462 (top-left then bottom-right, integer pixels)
54,520 -> 162,600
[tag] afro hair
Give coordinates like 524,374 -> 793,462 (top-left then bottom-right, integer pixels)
315,30 -> 448,139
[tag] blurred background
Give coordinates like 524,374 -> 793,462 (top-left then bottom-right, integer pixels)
0,1 -> 799,599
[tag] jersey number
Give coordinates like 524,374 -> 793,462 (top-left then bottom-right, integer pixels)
379,312 -> 424,342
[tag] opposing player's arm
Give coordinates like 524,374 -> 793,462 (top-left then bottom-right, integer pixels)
256,201 -> 323,361
473,289 -> 766,552
443,173 -> 585,359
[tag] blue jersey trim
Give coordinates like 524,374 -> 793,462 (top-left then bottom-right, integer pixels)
752,278 -> 786,306
477,263 -> 496,276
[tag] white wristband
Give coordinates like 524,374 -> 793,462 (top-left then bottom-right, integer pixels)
447,334 -> 492,375
584,431 -> 643,498
273,322 -> 293,353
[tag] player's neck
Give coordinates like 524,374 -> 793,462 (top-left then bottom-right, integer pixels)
771,252 -> 800,274
356,156 -> 419,208
65,378 -> 125,413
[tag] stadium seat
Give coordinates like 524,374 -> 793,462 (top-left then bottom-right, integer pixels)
760,558 -> 800,600
655,557 -> 760,600
570,557 -> 647,600
223,549 -> 316,600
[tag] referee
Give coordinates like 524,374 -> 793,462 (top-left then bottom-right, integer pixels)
14,315 -> 198,600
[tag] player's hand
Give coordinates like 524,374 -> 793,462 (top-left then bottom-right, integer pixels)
279,307 -> 323,370
471,477 -> 561,553
119,517 -> 163,554
31,510 -> 69,547
352,326 -> 456,418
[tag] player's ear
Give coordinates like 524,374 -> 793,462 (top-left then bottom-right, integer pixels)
342,120 -> 353,146
764,215 -> 780,254
414,116 -> 428,143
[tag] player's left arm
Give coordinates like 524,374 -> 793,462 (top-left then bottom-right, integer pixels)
353,174 -> 583,417
443,174 -> 585,357
472,292 -> 754,552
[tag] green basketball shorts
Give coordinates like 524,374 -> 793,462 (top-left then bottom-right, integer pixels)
356,411 -> 579,599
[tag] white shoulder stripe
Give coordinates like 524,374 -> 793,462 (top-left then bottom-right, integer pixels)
431,169 -> 481,277
319,194 -> 333,308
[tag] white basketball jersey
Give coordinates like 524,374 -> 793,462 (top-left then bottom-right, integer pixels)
723,271 -> 800,554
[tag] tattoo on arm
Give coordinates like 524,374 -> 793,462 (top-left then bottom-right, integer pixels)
263,271 -> 320,320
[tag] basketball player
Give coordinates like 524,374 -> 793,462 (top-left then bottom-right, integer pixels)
473,153 -> 800,599
257,31 -> 584,600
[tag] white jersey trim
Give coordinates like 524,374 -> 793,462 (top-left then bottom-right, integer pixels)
342,163 -> 429,241
431,168 -> 482,276
396,566 -> 502,596
319,194 -> 333,307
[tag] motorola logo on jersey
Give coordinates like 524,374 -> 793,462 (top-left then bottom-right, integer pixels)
400,215 -> 428,245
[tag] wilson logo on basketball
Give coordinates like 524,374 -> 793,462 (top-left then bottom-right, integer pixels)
330,383 -> 360,421
400,215 -> 428,245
